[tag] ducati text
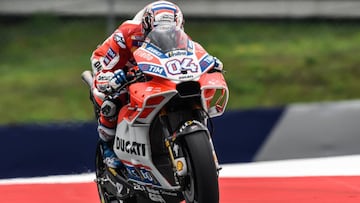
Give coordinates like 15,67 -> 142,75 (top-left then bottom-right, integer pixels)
115,137 -> 146,156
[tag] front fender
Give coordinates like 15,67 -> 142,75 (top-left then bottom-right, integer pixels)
175,120 -> 209,139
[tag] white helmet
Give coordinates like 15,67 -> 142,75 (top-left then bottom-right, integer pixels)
141,1 -> 184,35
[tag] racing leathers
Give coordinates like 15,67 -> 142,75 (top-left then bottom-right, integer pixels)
90,19 -> 144,168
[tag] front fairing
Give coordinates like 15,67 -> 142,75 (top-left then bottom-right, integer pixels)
134,25 -> 215,82
126,24 -> 229,123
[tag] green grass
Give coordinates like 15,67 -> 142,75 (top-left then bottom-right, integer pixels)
1,16 -> 360,124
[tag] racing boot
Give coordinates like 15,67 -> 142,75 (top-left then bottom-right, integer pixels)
98,119 -> 122,168
100,139 -> 122,168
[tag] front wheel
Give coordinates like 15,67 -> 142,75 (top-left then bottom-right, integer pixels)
182,131 -> 219,203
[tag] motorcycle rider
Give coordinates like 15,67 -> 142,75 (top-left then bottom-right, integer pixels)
90,0 -> 223,168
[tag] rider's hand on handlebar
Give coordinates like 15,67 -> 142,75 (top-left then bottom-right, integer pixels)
109,69 -> 128,91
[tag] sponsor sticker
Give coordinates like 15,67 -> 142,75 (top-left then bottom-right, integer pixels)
114,32 -> 126,49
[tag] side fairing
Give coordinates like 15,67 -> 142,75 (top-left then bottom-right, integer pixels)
118,78 -> 177,124
199,72 -> 229,117
114,122 -> 176,189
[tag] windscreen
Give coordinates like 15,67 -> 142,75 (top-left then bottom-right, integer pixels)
146,24 -> 189,53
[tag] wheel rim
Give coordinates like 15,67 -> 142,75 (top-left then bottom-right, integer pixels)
183,175 -> 195,202
182,146 -> 196,202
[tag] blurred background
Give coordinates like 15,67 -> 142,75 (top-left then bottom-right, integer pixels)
1,0 -> 360,124
1,0 -> 360,178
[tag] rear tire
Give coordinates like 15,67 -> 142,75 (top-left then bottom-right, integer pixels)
95,141 -> 137,203
182,131 -> 219,203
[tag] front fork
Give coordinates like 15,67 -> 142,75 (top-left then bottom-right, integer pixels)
158,109 -> 188,181
159,109 -> 221,181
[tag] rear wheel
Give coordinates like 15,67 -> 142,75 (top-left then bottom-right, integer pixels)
95,142 -> 137,203
182,131 -> 219,203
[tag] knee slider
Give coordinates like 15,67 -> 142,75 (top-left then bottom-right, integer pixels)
101,99 -> 118,118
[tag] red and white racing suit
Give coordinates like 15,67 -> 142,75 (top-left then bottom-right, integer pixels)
90,19 -> 144,141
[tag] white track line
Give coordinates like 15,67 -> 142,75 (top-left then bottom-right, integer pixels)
0,155 -> 359,185
220,154 -> 360,177
0,173 -> 96,185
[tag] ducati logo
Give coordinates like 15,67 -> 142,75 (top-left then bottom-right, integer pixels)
115,137 -> 146,156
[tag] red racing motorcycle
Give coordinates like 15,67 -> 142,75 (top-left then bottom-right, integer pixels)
82,24 -> 229,203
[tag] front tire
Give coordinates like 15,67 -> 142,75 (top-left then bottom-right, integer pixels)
182,131 -> 219,203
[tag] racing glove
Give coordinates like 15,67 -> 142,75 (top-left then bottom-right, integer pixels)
109,69 -> 128,91
95,72 -> 115,93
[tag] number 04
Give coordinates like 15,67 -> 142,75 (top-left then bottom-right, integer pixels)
166,58 -> 198,75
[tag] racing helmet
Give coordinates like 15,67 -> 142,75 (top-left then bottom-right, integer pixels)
142,1 -> 184,35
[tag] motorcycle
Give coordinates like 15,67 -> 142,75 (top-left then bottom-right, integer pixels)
82,24 -> 229,203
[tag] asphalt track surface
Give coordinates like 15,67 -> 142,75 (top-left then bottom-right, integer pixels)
1,155 -> 360,203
